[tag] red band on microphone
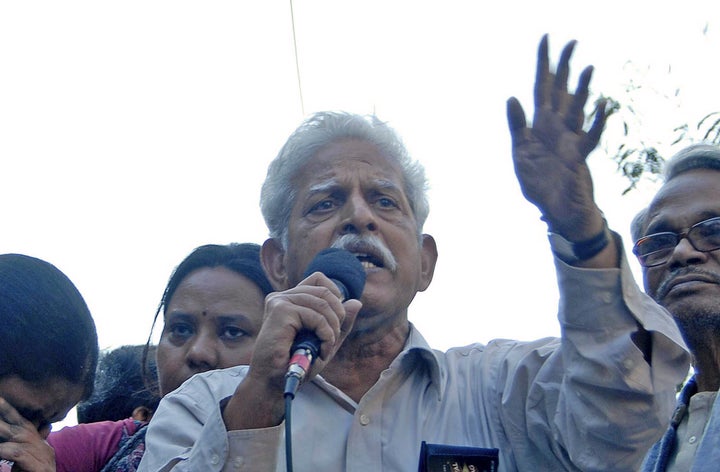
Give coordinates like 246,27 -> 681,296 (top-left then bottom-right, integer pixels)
289,352 -> 312,371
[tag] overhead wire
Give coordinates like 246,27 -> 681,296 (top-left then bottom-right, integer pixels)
286,7 -> 304,469
289,0 -> 305,116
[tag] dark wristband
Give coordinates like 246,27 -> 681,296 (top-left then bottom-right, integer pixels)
548,223 -> 611,263
573,225 -> 611,260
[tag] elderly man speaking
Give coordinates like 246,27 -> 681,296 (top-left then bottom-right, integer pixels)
139,36 -> 689,472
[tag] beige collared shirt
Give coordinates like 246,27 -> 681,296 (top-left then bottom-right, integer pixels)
139,246 -> 690,472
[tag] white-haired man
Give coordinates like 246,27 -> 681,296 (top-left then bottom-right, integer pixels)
140,36 -> 689,471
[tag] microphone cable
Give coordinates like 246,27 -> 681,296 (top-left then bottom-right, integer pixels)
282,248 -> 366,471
284,392 -> 295,472
284,342 -> 316,472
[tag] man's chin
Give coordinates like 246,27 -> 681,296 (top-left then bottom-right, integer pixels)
669,299 -> 720,328
660,279 -> 720,301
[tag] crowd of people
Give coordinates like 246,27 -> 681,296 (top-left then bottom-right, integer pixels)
2,35 -> 720,471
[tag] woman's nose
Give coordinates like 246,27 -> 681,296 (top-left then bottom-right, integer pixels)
185,330 -> 219,371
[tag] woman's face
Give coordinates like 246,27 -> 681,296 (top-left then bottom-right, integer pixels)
156,266 -> 266,396
0,375 -> 84,438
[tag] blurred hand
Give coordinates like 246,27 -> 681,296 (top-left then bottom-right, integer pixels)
0,397 -> 55,472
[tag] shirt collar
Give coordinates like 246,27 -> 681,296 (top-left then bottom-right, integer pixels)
311,323 -> 446,403
394,323 -> 445,400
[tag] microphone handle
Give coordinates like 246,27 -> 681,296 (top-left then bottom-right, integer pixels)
291,329 -> 321,359
284,278 -> 350,397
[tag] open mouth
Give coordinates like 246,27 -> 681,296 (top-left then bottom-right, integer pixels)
353,252 -> 384,269
332,234 -> 396,272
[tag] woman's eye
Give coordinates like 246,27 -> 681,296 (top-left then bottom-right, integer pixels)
168,323 -> 193,339
221,326 -> 248,340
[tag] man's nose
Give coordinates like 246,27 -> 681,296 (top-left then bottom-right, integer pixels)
666,236 -> 709,268
340,195 -> 377,234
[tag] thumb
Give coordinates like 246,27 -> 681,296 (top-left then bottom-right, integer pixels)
340,299 -> 362,337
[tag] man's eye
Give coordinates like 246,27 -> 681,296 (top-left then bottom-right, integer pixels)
308,199 -> 336,213
697,219 -> 720,237
376,196 -> 398,209
637,233 -> 676,255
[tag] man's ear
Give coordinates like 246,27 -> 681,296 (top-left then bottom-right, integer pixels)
418,234 -> 438,292
261,238 -> 289,291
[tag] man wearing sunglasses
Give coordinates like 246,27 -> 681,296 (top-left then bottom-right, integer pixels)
631,144 -> 720,471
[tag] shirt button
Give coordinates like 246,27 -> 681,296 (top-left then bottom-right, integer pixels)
211,454 -> 220,465
233,457 -> 245,469
689,436 -> 697,444
622,358 -> 635,370
359,414 -> 370,425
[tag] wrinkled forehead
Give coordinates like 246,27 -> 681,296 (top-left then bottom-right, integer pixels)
296,139 -> 407,192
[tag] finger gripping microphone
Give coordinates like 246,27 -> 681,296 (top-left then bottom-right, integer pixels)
284,248 -> 366,398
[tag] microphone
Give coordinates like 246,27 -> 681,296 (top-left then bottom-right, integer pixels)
284,248 -> 366,398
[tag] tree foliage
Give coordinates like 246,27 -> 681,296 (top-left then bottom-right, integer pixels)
604,103 -> 720,194
596,22 -> 719,194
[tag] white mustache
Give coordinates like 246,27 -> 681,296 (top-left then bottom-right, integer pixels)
331,234 -> 398,272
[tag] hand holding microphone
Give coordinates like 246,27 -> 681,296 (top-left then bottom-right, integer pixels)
220,248 -> 365,432
284,248 -> 366,398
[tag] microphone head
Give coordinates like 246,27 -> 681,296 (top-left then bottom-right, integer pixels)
303,248 -> 366,300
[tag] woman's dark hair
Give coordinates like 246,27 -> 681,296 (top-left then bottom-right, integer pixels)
143,243 -> 273,389
0,253 -> 99,399
77,344 -> 160,423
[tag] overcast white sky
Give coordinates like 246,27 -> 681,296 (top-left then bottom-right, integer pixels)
2,2 -> 719,365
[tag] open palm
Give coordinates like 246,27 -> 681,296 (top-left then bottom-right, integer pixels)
507,35 -> 608,240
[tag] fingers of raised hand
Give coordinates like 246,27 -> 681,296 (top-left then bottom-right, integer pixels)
535,36 -> 580,119
565,65 -> 593,132
551,39 -> 577,111
533,34 -> 550,109
531,35 -> 604,157
506,97 -> 528,144
584,98 -> 608,154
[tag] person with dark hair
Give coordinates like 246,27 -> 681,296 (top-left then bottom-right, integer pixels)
0,253 -> 99,472
621,144 -> 720,471
76,345 -> 161,425
48,243 -> 273,472
138,37 -> 689,472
